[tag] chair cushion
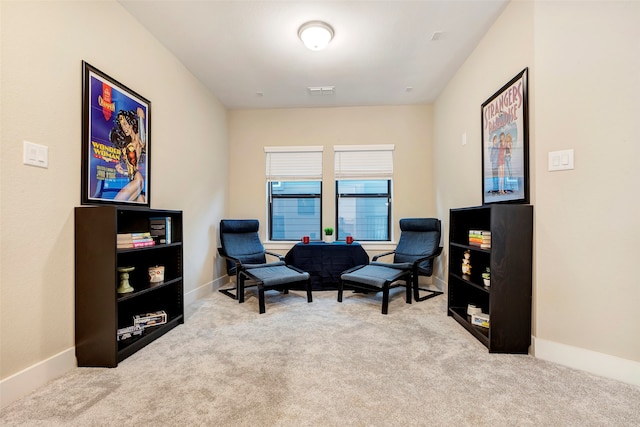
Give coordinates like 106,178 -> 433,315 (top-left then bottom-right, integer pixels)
245,265 -> 310,288
341,265 -> 408,289
244,261 -> 285,269
220,219 -> 260,234
220,219 -> 267,274
394,218 -> 441,275
399,218 -> 440,233
370,261 -> 413,270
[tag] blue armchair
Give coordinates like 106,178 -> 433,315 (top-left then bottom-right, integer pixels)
218,219 -> 312,313
376,218 -> 443,302
338,218 -> 443,314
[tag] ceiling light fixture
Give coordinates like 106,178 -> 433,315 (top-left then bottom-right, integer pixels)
298,21 -> 334,51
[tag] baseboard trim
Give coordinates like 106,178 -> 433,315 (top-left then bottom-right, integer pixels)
1,277 -> 229,409
533,337 -> 640,387
0,347 -> 76,409
433,275 -> 446,292
184,276 -> 227,307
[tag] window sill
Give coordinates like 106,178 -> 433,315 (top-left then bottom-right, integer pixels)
264,241 -> 397,253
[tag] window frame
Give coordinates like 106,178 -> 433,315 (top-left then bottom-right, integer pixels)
335,179 -> 392,242
268,181 -> 322,241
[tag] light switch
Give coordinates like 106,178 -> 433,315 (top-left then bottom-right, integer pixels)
23,141 -> 49,168
548,149 -> 574,171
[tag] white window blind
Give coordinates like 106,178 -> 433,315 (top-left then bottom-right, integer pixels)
334,144 -> 395,179
265,146 -> 323,181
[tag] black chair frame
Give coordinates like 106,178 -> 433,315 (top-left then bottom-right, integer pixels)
217,248 -> 284,300
372,246 -> 443,302
338,265 -> 412,315
239,264 -> 312,314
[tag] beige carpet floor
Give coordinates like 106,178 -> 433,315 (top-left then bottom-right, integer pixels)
2,287 -> 639,426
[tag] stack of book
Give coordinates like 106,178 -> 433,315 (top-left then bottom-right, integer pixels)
117,232 -> 155,249
469,230 -> 491,249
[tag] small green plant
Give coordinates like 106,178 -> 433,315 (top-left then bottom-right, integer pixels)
481,267 -> 491,280
324,227 -> 334,236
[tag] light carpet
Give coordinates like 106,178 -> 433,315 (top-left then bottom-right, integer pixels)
2,288 -> 639,426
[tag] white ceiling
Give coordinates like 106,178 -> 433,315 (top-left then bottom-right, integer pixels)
119,0 -> 509,110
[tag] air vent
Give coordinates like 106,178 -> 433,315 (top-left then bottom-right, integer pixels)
308,86 -> 335,96
431,31 -> 443,41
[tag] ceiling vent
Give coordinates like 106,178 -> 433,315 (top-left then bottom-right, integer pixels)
308,86 -> 335,96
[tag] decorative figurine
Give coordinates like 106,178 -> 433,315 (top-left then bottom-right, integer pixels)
461,250 -> 472,275
117,266 -> 135,294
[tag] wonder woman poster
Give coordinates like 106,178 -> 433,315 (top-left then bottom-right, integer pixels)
81,61 -> 151,206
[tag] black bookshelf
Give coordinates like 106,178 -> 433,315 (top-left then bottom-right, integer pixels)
447,205 -> 533,353
75,206 -> 184,367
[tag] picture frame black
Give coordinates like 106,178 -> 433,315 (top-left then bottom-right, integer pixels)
481,68 -> 529,205
81,61 -> 151,206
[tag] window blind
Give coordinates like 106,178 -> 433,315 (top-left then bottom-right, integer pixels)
265,146 -> 323,181
334,144 -> 395,179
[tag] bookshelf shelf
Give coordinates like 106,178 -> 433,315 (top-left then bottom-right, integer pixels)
447,204 -> 533,353
116,277 -> 183,302
75,206 -> 184,367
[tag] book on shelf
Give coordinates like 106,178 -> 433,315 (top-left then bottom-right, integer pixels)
118,231 -> 151,240
117,240 -> 155,249
117,232 -> 155,249
149,217 -> 172,244
468,229 -> 491,249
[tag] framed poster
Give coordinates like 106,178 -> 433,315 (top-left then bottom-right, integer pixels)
81,61 -> 150,206
481,68 -> 529,205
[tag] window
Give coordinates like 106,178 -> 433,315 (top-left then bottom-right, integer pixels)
265,146 -> 323,240
334,145 -> 394,241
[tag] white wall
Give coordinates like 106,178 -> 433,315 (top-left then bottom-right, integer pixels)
433,0 -> 640,380
0,0 -> 228,386
227,105 -> 437,259
533,1 -> 639,361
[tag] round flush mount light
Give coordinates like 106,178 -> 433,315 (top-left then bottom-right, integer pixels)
298,21 -> 334,51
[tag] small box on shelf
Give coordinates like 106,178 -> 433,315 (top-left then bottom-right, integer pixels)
467,304 -> 482,316
471,312 -> 490,328
117,324 -> 144,341
133,310 -> 167,329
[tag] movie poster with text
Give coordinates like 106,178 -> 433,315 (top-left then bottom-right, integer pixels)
482,69 -> 528,204
86,70 -> 149,205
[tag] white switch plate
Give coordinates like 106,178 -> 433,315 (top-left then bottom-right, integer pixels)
548,149 -> 574,171
23,141 -> 49,168
461,132 -> 467,146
